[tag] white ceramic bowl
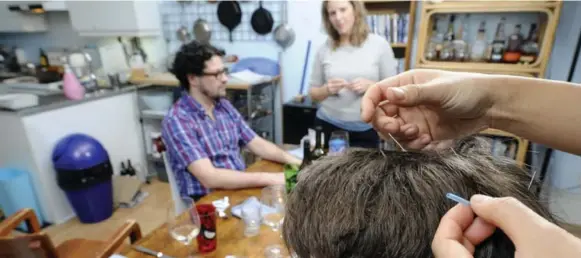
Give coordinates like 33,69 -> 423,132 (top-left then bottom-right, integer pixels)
140,92 -> 172,111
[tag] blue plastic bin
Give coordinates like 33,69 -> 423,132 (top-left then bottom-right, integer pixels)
0,168 -> 44,231
52,133 -> 114,224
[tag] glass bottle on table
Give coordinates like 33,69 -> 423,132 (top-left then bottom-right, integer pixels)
299,139 -> 312,171
470,21 -> 489,62
503,24 -> 524,63
311,126 -> 326,161
440,14 -> 456,61
520,23 -> 539,65
490,17 -> 506,63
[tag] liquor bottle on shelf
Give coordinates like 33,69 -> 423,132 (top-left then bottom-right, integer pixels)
490,17 -> 506,63
503,24 -> 524,63
311,126 -> 326,161
519,23 -> 539,65
453,14 -> 469,62
470,21 -> 489,62
425,16 -> 442,61
439,14 -> 456,61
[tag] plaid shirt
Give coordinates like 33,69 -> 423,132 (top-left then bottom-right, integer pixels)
161,91 -> 257,197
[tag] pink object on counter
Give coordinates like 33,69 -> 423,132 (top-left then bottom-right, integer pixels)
62,65 -> 85,100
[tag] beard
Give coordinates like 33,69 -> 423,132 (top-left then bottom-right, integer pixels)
200,85 -> 225,101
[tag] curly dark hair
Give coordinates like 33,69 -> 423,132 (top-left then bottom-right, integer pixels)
171,40 -> 225,91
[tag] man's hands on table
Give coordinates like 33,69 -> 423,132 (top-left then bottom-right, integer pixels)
247,136 -> 301,166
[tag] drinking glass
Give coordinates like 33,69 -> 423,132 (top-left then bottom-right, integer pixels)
167,197 -> 201,246
329,130 -> 349,155
260,185 -> 286,232
241,201 -> 261,237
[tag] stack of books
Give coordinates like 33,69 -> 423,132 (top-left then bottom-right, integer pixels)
396,58 -> 405,74
367,13 -> 410,44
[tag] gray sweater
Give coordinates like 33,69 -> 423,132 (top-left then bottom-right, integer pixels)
310,33 -> 397,122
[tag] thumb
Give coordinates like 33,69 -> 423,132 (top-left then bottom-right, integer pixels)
470,195 -> 551,247
387,83 -> 446,107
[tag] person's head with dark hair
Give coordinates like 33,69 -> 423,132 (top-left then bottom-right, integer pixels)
283,136 -> 557,258
171,40 -> 227,99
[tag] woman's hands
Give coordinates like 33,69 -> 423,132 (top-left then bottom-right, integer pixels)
361,69 -> 499,150
432,195 -> 581,258
326,78 -> 375,95
349,77 -> 375,94
325,78 -> 349,95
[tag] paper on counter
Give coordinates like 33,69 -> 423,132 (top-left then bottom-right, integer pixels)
228,69 -> 273,85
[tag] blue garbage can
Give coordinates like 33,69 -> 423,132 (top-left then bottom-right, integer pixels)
0,168 -> 45,231
52,133 -> 114,224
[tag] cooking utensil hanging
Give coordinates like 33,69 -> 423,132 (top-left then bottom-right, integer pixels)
217,0 -> 242,42
251,1 -> 274,35
176,1 -> 190,44
273,1 -> 295,49
193,18 -> 212,44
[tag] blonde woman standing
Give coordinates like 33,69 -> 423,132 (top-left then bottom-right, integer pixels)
309,0 -> 397,148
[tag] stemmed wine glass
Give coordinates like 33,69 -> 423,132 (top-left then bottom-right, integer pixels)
167,197 -> 201,249
260,185 -> 286,232
261,185 -> 287,257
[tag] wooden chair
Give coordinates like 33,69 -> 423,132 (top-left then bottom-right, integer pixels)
0,208 -> 142,258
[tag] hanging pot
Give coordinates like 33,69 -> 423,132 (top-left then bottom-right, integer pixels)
273,1 -> 295,49
250,1 -> 274,35
193,18 -> 212,44
217,1 -> 242,42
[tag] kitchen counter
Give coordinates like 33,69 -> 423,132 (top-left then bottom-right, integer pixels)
0,85 -> 142,116
129,72 -> 280,90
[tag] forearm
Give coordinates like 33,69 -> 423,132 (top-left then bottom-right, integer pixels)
489,75 -> 581,155
309,85 -> 332,102
253,140 -> 301,165
194,168 -> 279,190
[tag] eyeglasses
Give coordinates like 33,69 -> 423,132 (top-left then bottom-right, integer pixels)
202,68 -> 229,78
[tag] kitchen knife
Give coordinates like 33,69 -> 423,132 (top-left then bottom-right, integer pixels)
133,246 -> 174,258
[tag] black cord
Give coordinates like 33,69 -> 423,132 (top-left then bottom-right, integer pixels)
537,28 -> 581,195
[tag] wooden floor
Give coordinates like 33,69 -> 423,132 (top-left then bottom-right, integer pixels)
40,178 -> 581,247
43,179 -> 171,245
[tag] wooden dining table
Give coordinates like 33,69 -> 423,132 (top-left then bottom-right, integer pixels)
120,160 -> 290,258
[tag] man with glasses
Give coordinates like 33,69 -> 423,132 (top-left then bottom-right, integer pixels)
162,41 -> 301,201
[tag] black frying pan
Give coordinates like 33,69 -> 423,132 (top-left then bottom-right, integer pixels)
217,1 -> 242,42
251,1 -> 273,35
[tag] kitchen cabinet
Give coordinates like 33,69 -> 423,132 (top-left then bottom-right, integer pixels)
66,0 -> 161,37
0,89 -> 146,224
0,1 -> 48,32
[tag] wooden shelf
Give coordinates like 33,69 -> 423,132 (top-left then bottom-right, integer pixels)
416,61 -> 542,74
422,1 -> 560,11
479,129 -> 529,167
364,0 -> 416,71
414,1 -> 561,78
391,43 -> 407,48
412,1 -> 563,166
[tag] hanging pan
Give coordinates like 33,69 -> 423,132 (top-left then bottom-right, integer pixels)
217,0 -> 242,42
273,1 -> 295,49
251,1 -> 274,35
